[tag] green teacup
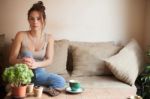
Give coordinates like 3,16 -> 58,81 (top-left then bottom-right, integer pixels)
69,80 -> 81,91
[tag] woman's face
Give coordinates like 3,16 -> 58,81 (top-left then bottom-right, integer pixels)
28,11 -> 44,31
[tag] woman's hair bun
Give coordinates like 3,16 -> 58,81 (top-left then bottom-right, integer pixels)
33,1 -> 45,11
37,1 -> 44,6
28,1 -> 46,20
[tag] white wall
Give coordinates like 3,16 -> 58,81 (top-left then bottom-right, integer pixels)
0,0 -> 146,44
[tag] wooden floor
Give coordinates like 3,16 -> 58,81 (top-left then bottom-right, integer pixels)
4,88 -> 136,99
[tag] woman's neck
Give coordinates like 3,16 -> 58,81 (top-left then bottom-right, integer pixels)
30,30 -> 42,38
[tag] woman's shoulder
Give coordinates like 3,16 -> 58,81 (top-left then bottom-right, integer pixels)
14,31 -> 28,40
16,31 -> 28,37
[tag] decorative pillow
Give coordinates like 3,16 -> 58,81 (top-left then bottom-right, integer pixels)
45,39 -> 69,75
104,39 -> 144,85
71,42 -> 121,76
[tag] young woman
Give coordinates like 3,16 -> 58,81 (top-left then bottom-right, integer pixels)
9,1 -> 65,96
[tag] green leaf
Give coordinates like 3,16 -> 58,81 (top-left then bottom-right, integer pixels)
2,63 -> 34,87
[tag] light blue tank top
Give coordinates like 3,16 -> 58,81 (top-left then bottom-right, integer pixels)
21,32 -> 49,61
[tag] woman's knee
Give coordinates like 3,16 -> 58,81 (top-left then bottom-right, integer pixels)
48,74 -> 66,88
58,75 -> 66,85
55,77 -> 66,90
55,75 -> 66,88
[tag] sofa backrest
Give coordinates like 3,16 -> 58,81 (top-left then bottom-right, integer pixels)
67,41 -> 122,77
0,34 -> 9,85
3,38 -> 136,78
0,38 -> 125,77
45,39 -> 69,75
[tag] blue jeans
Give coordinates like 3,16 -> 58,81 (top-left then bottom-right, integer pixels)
21,50 -> 66,88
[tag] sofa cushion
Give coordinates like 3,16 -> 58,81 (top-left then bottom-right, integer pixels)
5,75 -> 137,99
104,39 -> 144,85
70,76 -> 136,89
70,42 -> 121,76
70,76 -> 137,98
45,39 -> 69,75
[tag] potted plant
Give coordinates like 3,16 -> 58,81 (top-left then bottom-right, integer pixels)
140,66 -> 150,99
2,63 -> 34,98
139,47 -> 150,99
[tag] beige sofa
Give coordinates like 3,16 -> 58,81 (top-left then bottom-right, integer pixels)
2,34 -> 144,99
44,39 -> 144,98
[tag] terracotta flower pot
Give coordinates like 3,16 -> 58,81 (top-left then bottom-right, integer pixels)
12,85 -> 27,98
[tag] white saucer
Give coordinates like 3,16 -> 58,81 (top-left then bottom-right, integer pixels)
66,87 -> 84,94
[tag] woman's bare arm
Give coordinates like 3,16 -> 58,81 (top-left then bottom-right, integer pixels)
9,32 -> 24,65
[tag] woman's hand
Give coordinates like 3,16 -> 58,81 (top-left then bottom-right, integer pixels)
22,57 -> 38,69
